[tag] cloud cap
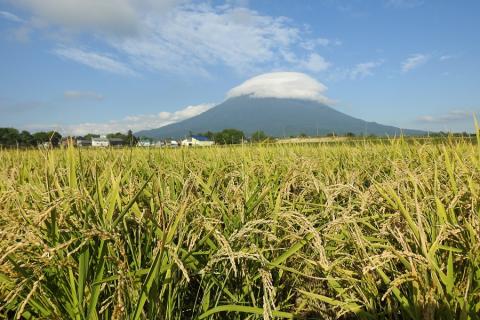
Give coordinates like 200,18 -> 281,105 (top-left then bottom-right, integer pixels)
227,72 -> 331,104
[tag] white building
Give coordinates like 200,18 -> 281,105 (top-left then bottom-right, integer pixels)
154,141 -> 165,148
181,135 -> 214,147
92,137 -> 109,147
137,140 -> 152,147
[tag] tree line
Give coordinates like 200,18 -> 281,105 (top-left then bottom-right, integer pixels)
0,128 -> 62,147
195,129 -> 274,144
0,128 -> 139,147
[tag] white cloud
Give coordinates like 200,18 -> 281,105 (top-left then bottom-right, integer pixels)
349,60 -> 383,79
0,10 -> 24,23
326,60 -> 384,81
11,0 -> 150,36
439,54 -> 456,61
64,90 -> 104,101
300,37 -> 341,50
110,4 -> 301,74
27,102 -> 214,136
227,72 -> 332,104
11,0 -> 183,35
9,1 -> 337,76
402,53 -> 429,73
385,0 -> 424,8
298,53 -> 331,72
54,47 -> 137,76
416,110 -> 474,123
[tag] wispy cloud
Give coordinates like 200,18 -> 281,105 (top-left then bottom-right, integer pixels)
25,102 -> 215,135
327,59 -> 384,81
109,4 -> 303,75
439,54 -> 457,61
10,1 -> 339,76
0,10 -> 24,23
402,53 -> 429,73
10,0 -> 140,36
54,47 -> 137,76
416,110 -> 475,123
298,53 -> 331,73
350,60 -> 384,79
300,37 -> 341,50
64,90 -> 104,101
385,0 -> 424,8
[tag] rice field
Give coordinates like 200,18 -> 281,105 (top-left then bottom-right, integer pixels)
1,137 -> 479,319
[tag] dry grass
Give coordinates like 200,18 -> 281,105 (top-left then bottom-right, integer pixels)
0,137 -> 479,319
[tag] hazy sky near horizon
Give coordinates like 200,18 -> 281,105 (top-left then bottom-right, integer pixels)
0,0 -> 479,135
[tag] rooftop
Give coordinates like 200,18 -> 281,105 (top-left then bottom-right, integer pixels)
191,135 -> 211,141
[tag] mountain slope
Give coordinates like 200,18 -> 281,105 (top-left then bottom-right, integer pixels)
136,96 -> 425,138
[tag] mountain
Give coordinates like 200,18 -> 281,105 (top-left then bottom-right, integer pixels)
136,96 -> 425,138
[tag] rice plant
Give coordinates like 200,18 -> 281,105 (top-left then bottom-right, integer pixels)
0,137 -> 479,319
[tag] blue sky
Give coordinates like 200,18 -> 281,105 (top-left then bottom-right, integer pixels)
0,0 -> 479,135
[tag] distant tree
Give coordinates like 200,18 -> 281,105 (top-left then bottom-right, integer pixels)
127,130 -> 137,146
107,132 -> 128,143
84,133 -> 100,140
194,131 -> 214,141
32,132 -> 50,145
345,132 -> 356,137
251,130 -> 269,142
326,132 -> 335,137
197,131 -> 215,141
0,128 -> 20,146
138,136 -> 153,142
298,133 -> 308,138
19,130 -> 33,145
214,129 -> 245,145
47,131 -> 62,146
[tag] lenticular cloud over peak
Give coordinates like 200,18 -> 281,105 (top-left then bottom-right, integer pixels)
227,72 -> 331,104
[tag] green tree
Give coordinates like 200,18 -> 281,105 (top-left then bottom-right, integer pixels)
197,131 -> 215,141
127,130 -> 137,146
19,130 -> 33,145
84,133 -> 100,140
251,130 -> 269,142
214,129 -> 245,145
32,132 -> 50,145
47,131 -> 62,146
107,132 -> 127,139
0,128 -> 20,146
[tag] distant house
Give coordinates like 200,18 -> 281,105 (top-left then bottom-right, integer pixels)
181,135 -> 214,147
76,139 -> 92,147
39,142 -> 52,149
137,140 -> 152,147
154,141 -> 165,148
61,138 -> 77,147
169,140 -> 179,147
92,137 -> 109,147
109,138 -> 125,147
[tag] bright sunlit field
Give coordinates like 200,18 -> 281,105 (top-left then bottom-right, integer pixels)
1,138 -> 479,319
